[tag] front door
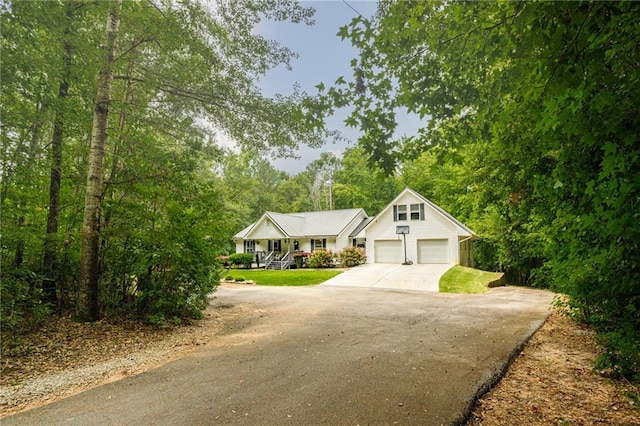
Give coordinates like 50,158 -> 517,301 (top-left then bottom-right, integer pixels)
268,240 -> 281,252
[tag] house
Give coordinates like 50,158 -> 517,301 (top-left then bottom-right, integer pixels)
233,188 -> 477,269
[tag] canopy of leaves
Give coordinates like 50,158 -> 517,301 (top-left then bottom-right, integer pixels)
332,0 -> 640,379
1,0 -> 334,328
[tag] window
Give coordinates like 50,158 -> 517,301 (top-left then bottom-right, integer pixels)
396,203 -> 424,221
410,204 -> 421,220
294,240 -> 300,251
244,240 -> 255,253
311,238 -> 326,251
397,205 -> 407,221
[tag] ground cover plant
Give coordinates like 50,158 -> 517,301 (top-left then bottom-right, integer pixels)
439,266 -> 503,294
223,269 -> 342,286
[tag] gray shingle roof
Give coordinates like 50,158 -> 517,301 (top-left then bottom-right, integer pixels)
235,208 -> 366,239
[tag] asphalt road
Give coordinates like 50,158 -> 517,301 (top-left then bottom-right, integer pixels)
5,285 -> 554,426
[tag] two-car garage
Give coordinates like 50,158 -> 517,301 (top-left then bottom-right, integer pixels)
360,188 -> 477,267
373,238 -> 449,264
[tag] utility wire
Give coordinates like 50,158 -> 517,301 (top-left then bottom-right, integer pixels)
342,0 -> 365,19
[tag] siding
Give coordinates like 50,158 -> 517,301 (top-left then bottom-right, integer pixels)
365,192 -> 460,264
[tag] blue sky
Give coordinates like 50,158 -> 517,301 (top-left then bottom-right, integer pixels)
256,0 -> 422,175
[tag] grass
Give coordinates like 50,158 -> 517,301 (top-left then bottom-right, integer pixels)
439,265 -> 504,294
223,269 -> 343,286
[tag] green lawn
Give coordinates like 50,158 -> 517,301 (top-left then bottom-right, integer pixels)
223,269 -> 343,286
439,265 -> 504,294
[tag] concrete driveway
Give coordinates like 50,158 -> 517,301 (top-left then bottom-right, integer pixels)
5,285 -> 554,426
322,263 -> 452,291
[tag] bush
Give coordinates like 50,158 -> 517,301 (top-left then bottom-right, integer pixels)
229,253 -> 254,268
595,327 -> 640,381
308,249 -> 335,268
338,246 -> 366,267
0,267 -> 51,348
117,203 -> 221,324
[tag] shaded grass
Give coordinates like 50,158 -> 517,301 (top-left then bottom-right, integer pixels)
439,265 -> 503,294
223,269 -> 342,286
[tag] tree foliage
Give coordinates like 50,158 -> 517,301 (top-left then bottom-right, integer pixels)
333,0 -> 640,379
1,0 -> 331,329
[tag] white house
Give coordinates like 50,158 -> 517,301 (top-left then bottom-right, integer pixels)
233,188 -> 477,268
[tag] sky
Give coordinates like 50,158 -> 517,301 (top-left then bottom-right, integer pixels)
255,0 -> 423,175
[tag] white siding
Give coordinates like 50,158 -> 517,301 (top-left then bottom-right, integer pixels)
249,218 -> 285,239
365,191 -> 460,264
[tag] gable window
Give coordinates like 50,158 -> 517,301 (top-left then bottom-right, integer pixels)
411,203 -> 425,220
398,205 -> 407,220
244,240 -> 255,253
393,205 -> 407,221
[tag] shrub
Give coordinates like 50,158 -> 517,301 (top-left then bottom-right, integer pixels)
229,253 -> 254,268
595,327 -> 640,381
224,275 -> 234,281
293,252 -> 310,268
1,267 -> 51,348
308,249 -> 335,268
338,246 -> 366,267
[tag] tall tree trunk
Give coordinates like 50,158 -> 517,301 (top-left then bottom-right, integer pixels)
77,0 -> 122,322
42,1 -> 73,306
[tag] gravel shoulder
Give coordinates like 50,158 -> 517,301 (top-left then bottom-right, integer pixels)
1,285 -> 638,423
0,303 -> 236,417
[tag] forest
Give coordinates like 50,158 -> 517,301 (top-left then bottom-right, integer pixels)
2,1 -> 638,380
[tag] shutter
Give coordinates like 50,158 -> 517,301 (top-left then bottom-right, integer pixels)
420,203 -> 425,221
311,239 -> 315,251
268,240 -> 273,251
393,205 -> 398,222
322,238 -> 326,249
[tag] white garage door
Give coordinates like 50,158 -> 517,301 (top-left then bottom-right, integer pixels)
374,240 -> 402,263
417,239 -> 449,264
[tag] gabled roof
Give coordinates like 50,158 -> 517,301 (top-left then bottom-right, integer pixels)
235,208 -> 367,239
362,187 -> 477,237
349,216 -> 374,238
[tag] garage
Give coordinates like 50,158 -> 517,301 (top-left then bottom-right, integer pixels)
417,239 -> 449,264
374,240 -> 402,263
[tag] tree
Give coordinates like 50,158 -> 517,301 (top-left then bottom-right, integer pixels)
2,0 -> 334,328
332,146 -> 396,214
78,0 -> 122,322
335,1 -> 640,379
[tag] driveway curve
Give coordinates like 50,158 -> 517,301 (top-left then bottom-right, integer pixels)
5,285 -> 554,426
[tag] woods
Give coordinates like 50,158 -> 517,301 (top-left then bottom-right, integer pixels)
2,0 -> 638,381
1,0 -> 329,330
329,0 -> 639,379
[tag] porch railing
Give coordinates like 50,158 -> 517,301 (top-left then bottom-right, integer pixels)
265,251 -> 292,270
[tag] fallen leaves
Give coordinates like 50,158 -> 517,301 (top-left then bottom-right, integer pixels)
468,310 -> 640,425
